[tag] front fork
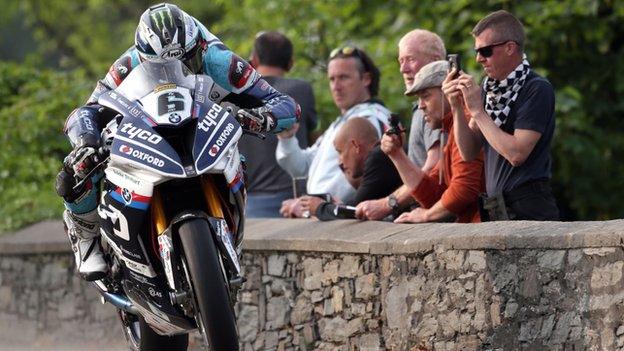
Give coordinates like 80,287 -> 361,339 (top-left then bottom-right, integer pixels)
152,175 -> 244,296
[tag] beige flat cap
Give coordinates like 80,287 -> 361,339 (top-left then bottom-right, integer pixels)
404,60 -> 450,96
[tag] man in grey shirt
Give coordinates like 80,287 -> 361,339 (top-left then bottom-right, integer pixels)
356,29 -> 444,220
239,31 -> 317,217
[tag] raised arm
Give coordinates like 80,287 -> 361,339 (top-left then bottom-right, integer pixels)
442,70 -> 483,161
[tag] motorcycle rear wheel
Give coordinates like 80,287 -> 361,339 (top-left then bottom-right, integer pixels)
178,218 -> 239,351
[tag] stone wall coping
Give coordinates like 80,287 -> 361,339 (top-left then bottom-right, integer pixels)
2,218 -> 623,255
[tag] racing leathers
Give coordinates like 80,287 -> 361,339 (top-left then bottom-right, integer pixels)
57,19 -> 300,281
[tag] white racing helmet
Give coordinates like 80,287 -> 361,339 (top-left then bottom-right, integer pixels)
135,3 -> 204,72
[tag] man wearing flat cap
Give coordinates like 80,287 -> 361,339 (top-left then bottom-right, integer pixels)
380,61 -> 485,223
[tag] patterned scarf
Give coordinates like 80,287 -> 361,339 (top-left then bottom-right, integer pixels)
483,54 -> 531,127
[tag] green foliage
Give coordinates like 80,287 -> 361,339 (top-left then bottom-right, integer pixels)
0,62 -> 90,231
1,0 -> 623,226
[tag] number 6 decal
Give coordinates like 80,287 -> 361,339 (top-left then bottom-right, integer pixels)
157,91 -> 185,116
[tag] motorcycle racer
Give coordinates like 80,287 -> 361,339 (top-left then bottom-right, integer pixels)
55,3 -> 300,281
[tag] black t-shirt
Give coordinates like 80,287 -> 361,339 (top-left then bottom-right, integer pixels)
316,145 -> 402,220
238,76 -> 317,193
484,71 -> 556,196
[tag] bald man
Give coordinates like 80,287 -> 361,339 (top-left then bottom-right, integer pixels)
300,118 -> 402,220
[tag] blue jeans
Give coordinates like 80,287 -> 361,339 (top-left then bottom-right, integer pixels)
245,191 -> 292,218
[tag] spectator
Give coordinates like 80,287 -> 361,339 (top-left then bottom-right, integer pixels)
442,10 -> 559,220
300,117 -> 402,220
356,29 -> 444,221
380,61 -> 484,223
277,46 -> 391,217
239,31 -> 318,217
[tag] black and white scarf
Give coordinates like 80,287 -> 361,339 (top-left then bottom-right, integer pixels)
483,54 -> 531,127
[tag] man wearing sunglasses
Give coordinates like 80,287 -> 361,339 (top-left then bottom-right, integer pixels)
276,46 -> 391,216
442,10 -> 559,221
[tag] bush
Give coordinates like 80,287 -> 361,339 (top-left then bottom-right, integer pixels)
0,62 -> 91,232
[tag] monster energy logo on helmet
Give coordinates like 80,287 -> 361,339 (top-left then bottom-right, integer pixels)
150,8 -> 175,35
135,3 -> 200,62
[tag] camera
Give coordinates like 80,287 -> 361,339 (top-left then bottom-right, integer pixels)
333,205 -> 357,219
447,54 -> 461,78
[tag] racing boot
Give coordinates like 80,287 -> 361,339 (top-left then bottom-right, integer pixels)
63,209 -> 108,281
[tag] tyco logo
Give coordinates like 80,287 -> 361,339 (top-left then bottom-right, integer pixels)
198,104 -> 224,132
120,123 -> 162,145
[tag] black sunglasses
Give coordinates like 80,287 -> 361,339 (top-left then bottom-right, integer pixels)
475,40 -> 513,58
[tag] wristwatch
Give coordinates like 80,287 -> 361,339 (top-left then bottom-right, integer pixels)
387,194 -> 400,218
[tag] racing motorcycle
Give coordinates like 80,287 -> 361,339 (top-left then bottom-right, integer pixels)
84,60 -> 262,351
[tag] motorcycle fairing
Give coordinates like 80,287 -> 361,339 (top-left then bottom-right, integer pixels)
99,166 -> 197,335
110,115 -> 186,177
139,85 -> 193,126
192,100 -> 242,174
100,90 -> 157,127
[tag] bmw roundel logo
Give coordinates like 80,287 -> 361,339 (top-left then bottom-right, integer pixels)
169,113 -> 181,123
121,188 -> 133,205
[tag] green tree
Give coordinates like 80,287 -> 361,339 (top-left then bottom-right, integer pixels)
2,0 -> 623,227
0,62 -> 91,231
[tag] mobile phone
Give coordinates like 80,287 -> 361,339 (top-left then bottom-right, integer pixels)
292,177 -> 308,198
333,205 -> 357,219
447,54 -> 461,78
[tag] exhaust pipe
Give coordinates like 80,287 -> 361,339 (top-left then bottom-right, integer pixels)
100,291 -> 139,314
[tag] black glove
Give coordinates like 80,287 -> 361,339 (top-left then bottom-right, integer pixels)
236,107 -> 276,134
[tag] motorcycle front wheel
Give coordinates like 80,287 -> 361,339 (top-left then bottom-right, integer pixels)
178,218 -> 239,351
118,310 -> 188,351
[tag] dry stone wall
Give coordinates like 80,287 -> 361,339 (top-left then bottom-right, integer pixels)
235,246 -> 624,351
2,219 -> 624,350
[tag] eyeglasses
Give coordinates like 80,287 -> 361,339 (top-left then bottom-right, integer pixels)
475,41 -> 513,58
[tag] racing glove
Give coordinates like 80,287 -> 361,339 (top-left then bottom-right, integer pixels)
236,107 -> 276,134
56,139 -> 102,202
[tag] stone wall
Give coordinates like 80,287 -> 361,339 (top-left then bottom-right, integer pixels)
236,247 -> 624,351
2,219 -> 624,350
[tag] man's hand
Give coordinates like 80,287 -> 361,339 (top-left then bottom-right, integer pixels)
355,198 -> 391,221
64,146 -> 99,180
380,133 -> 403,158
280,197 -> 308,218
277,122 -> 300,140
442,69 -> 464,111
299,195 -> 324,218
394,207 -> 429,223
456,72 -> 482,116
237,107 -> 275,133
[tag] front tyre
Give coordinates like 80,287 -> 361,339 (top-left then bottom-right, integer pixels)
118,310 -> 188,351
178,219 -> 239,351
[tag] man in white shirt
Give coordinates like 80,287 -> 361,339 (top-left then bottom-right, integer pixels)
277,46 -> 391,216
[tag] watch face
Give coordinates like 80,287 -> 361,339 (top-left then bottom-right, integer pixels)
388,195 -> 398,208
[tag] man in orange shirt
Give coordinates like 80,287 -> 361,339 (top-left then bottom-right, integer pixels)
380,61 -> 484,223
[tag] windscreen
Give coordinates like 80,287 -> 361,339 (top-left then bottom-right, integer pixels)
115,60 -> 196,101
